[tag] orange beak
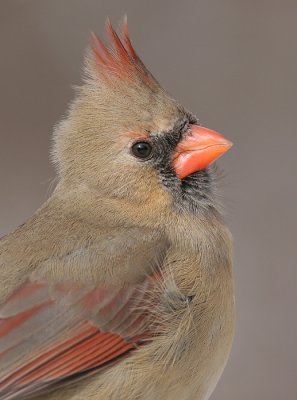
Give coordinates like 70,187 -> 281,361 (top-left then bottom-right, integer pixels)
172,125 -> 233,179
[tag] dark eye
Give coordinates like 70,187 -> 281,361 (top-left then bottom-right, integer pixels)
131,141 -> 153,160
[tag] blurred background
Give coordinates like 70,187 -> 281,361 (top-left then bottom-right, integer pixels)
0,1 -> 296,399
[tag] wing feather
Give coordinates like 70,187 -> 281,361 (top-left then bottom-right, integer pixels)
0,277 -> 155,399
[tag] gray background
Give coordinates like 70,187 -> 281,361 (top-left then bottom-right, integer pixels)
0,1 -> 296,399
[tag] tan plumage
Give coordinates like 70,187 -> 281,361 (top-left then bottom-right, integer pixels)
0,19 -> 234,400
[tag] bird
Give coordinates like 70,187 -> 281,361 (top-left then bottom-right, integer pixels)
0,18 -> 235,400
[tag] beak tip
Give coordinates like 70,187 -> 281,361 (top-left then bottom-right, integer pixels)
172,125 -> 234,179
226,140 -> 233,150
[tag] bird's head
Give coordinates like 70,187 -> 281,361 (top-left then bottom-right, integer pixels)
53,19 -> 232,222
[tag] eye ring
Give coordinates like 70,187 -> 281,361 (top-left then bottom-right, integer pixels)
131,141 -> 153,160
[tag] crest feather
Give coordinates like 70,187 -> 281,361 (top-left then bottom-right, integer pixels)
90,18 -> 158,88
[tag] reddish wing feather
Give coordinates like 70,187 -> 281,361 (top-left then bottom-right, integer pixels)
0,278 -> 153,399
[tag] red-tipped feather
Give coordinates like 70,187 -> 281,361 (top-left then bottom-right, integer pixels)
106,19 -> 130,64
90,33 -> 111,68
90,18 -> 156,87
121,17 -> 139,61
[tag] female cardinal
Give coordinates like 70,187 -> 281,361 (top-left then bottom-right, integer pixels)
0,19 -> 234,400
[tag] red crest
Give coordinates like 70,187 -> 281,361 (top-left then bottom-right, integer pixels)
91,18 -> 157,87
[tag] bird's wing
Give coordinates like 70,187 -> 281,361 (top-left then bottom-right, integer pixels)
0,275 -> 158,399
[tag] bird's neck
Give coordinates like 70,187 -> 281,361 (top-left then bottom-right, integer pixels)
167,209 -> 232,274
